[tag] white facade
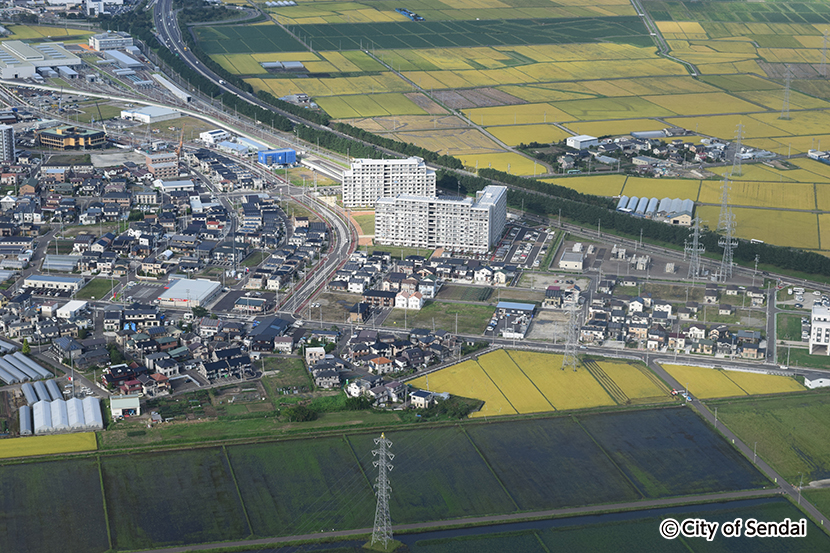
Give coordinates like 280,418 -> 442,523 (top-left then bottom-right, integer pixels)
375,185 -> 507,253
0,41 -> 81,80
809,304 -> 830,355
121,106 -> 181,124
559,251 -> 584,271
342,157 -> 435,208
566,135 -> 598,150
200,129 -> 231,145
24,275 -> 84,292
56,300 -> 88,320
0,124 -> 13,162
89,31 -> 132,51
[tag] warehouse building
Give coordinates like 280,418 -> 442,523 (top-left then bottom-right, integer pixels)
0,41 -> 82,80
559,251 -> 585,271
104,50 -> 141,69
154,179 -> 194,193
120,105 -> 181,124
375,185 -> 507,253
56,300 -> 88,321
24,274 -> 85,293
157,278 -> 221,308
110,395 -> 140,420
258,148 -> 296,166
199,129 -> 231,145
566,135 -> 598,150
342,156 -> 436,208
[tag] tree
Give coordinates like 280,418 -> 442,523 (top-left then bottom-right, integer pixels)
21,338 -> 30,354
191,306 -> 209,318
78,328 -> 89,340
283,405 -> 315,422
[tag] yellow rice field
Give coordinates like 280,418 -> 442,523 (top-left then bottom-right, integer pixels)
497,85 -> 596,103
245,73 -> 410,97
710,163 -> 830,184
698,179 -> 816,210
506,351 -> 615,411
486,124 -> 572,147
410,359 -> 517,418
388,128 -> 503,156
815,187 -> 830,212
662,364 -> 748,398
643,93 -> 762,116
594,361 -> 672,403
744,135 -> 830,156
663,115 -> 789,140
476,350 -> 553,413
555,97 -> 676,121
695,206 -> 819,249
560,118 -> 665,138
0,432 -> 98,459
724,370 -> 806,395
819,214 -> 830,248
539,175 -> 627,197
464,103 -> 572,126
349,115 -> 460,133
316,93 -> 427,119
749,111 -> 830,138
621,177 -> 701,201
662,364 -> 805,398
461,152 -> 539,175
733,90 -> 830,111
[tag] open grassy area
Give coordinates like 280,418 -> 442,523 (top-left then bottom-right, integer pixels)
715,392 -> 830,482
75,278 -> 116,300
777,313 -> 805,341
353,213 -> 375,236
261,357 -> 312,397
383,300 -> 493,334
778,346 -> 830,369
240,250 -> 269,268
0,432 -> 97,459
45,239 -> 75,255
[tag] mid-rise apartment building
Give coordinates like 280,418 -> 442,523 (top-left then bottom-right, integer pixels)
375,185 -> 507,253
342,157 -> 435,208
810,304 -> 830,355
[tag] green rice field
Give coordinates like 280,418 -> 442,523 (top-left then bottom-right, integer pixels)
0,408 -> 769,552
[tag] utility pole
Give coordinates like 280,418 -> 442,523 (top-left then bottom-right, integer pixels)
371,433 -> 394,550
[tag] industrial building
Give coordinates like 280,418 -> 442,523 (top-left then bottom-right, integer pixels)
559,251 -> 585,271
104,50 -> 141,69
566,135 -> 598,150
24,274 -> 85,293
375,185 -> 507,253
120,105 -> 181,124
152,73 -> 191,103
89,31 -> 133,51
200,129 -> 231,145
258,148 -> 296,166
37,125 -> 106,150
27,397 -> 103,435
110,395 -> 140,419
0,40 -> 82,80
157,278 -> 221,308
342,156 -> 436,208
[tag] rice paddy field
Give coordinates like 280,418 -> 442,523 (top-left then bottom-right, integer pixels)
715,392 -> 830,482
189,0 -> 830,253
661,364 -> 806,399
0,408 -> 771,552
409,350 -> 672,417
0,432 -> 97,459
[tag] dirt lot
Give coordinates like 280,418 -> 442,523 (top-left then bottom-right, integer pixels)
527,308 -> 571,341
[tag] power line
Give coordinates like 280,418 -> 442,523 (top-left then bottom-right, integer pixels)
780,64 -> 791,120
685,216 -> 705,281
371,433 -> 394,550
561,301 -> 580,372
717,176 -> 738,283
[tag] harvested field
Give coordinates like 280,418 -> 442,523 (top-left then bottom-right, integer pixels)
464,103 -> 572,126
403,92 -> 447,114
348,114 -> 461,132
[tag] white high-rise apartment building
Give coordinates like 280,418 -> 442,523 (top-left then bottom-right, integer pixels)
342,156 -> 435,208
0,124 -> 14,162
375,186 -> 507,253
809,304 -> 830,355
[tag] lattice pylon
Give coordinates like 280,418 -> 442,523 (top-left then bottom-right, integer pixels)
685,216 -> 705,280
561,301 -> 581,372
371,433 -> 394,550
731,123 -> 744,177
717,177 -> 738,282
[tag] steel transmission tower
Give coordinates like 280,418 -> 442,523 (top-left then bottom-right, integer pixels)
371,433 -> 394,550
561,301 -> 581,372
731,122 -> 744,176
717,177 -> 738,282
822,30 -> 828,78
685,216 -> 705,280
780,64 -> 792,120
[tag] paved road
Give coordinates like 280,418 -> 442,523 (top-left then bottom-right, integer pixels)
135,488 -> 782,553
648,360 -> 830,527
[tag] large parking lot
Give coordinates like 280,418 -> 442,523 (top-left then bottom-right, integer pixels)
492,224 -> 552,269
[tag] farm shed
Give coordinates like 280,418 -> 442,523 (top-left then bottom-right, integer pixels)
45,379 -> 62,401
33,380 -> 50,402
110,395 -> 140,420
12,352 -> 51,378
83,397 -> 104,430
0,357 -> 27,381
21,382 -> 37,404
19,405 -> 32,435
50,400 -> 69,432
33,400 -> 52,435
66,397 -> 85,430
